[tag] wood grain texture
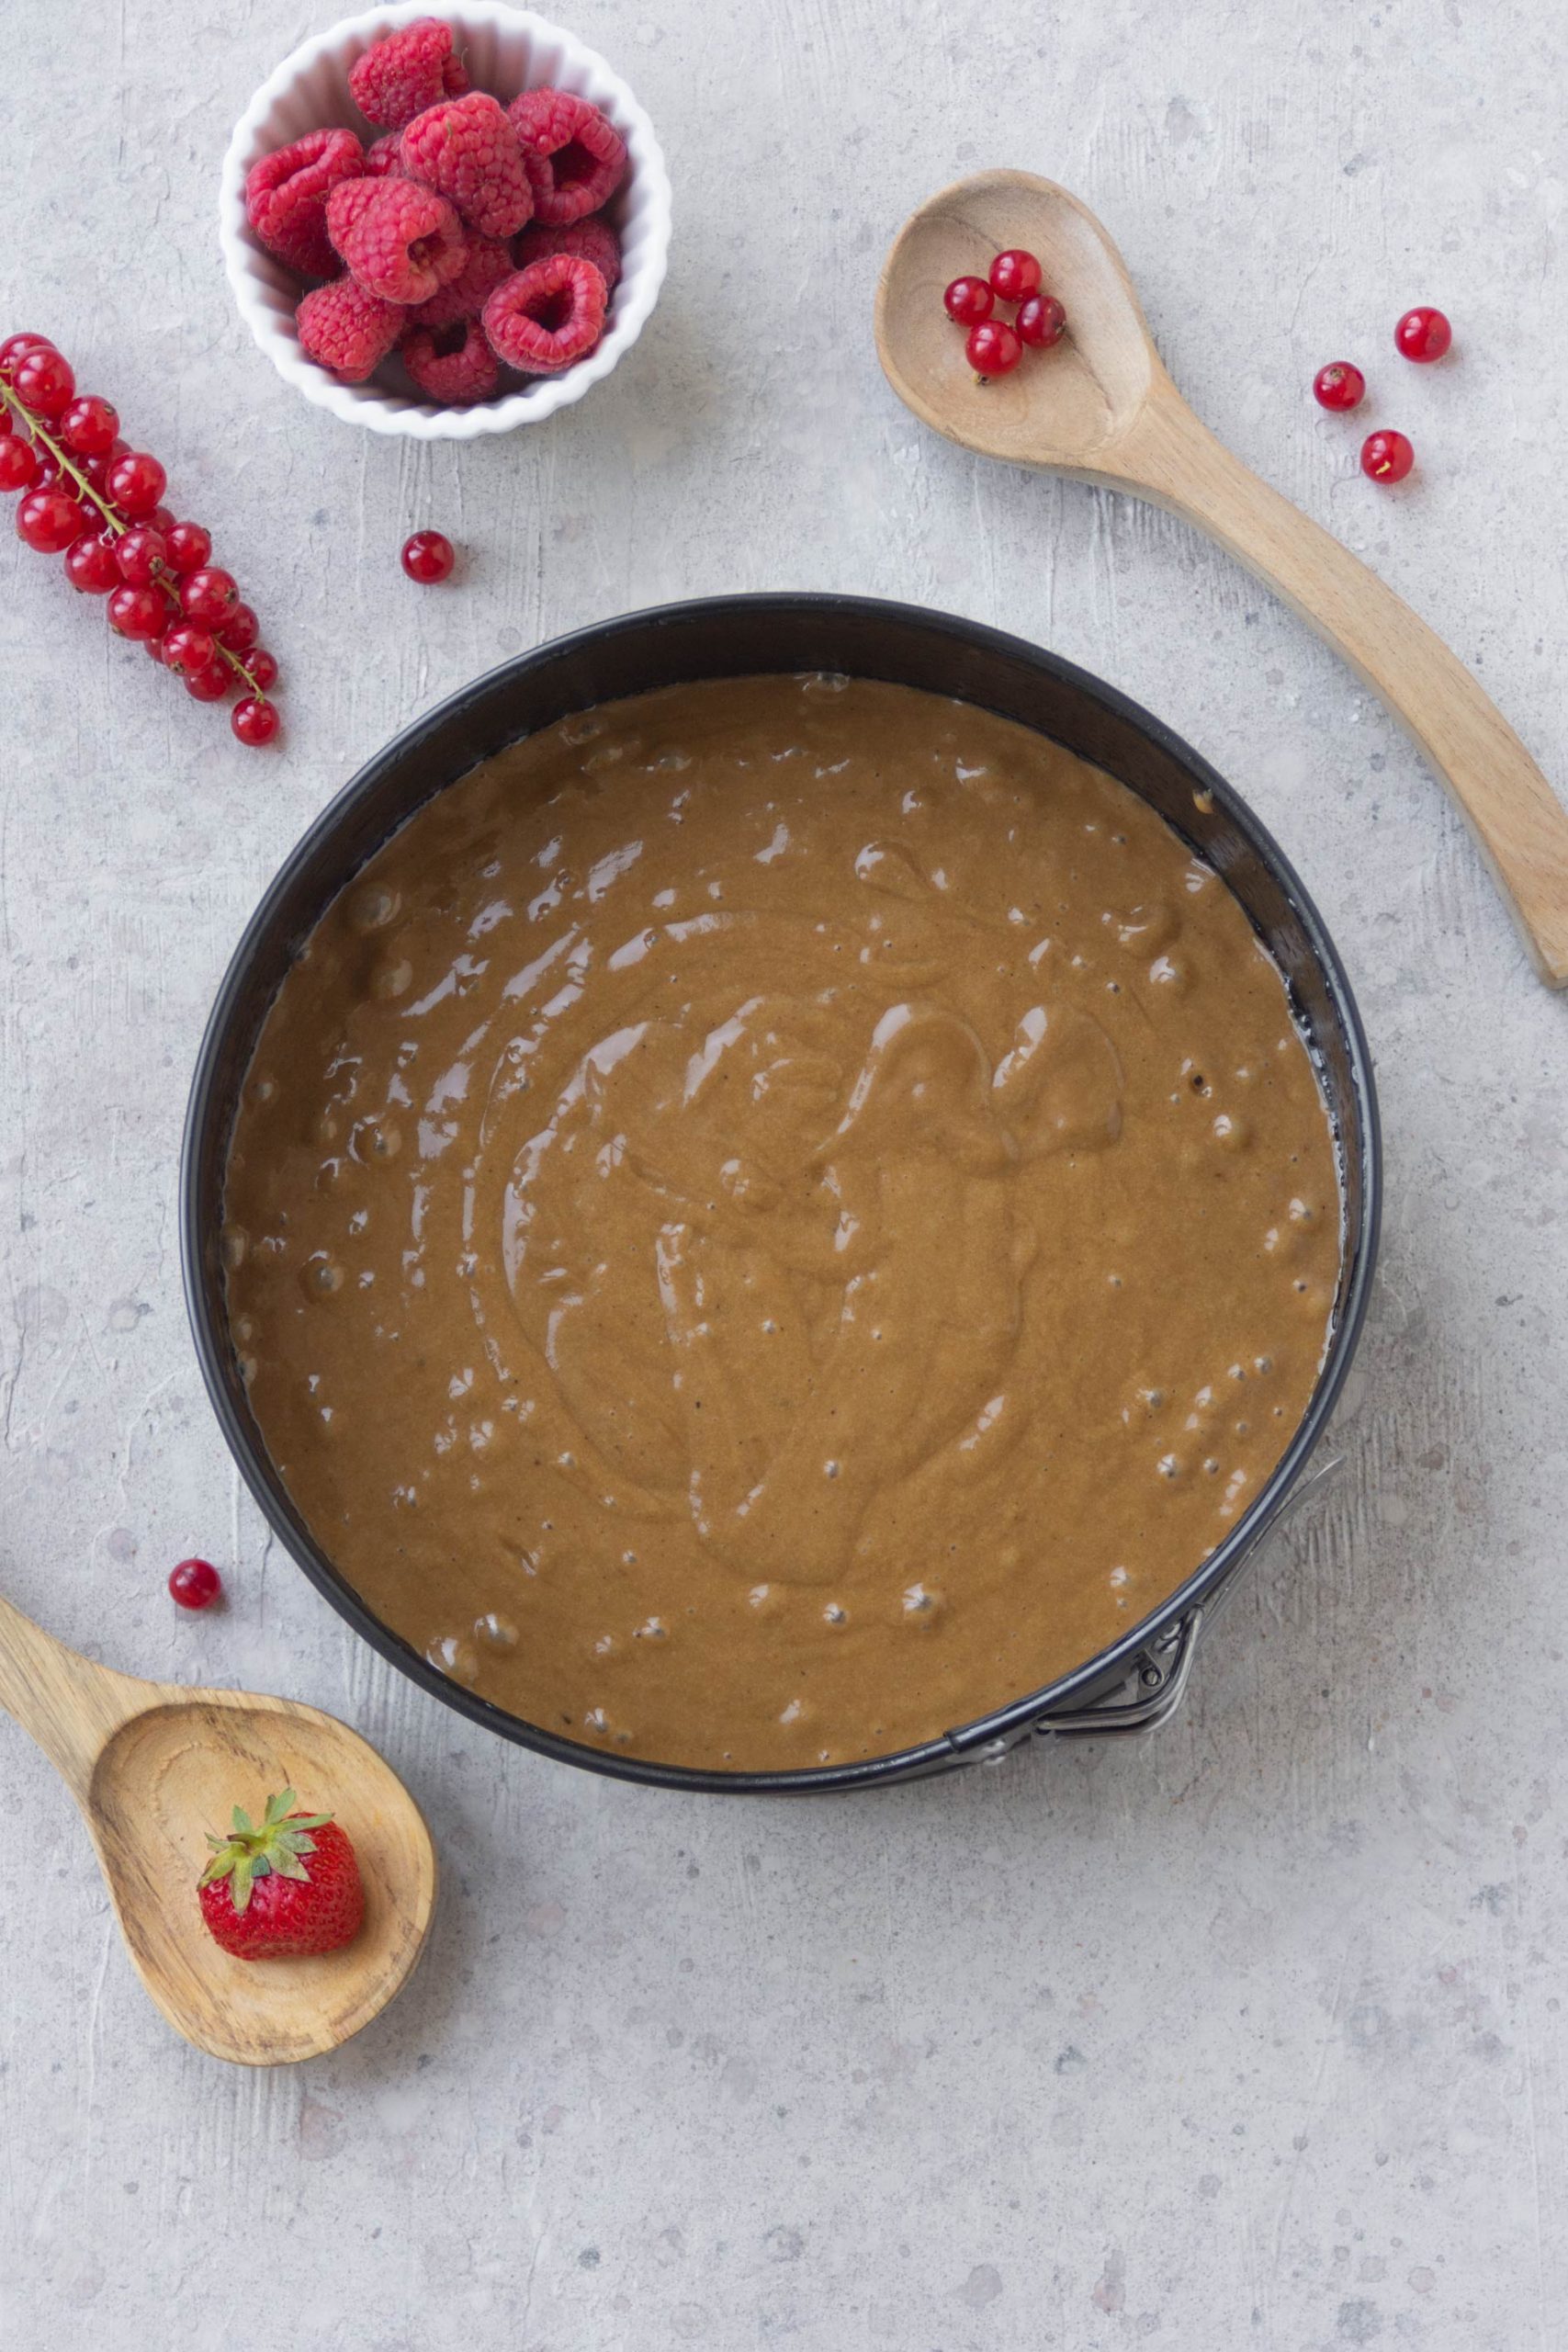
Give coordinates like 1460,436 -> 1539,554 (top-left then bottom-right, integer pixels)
877,171 -> 1568,983
0,1597 -> 435,2065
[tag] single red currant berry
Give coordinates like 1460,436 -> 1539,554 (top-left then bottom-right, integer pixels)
965,319 -> 1022,378
0,435 -> 40,493
0,333 -> 55,382
232,695 -> 281,748
185,658 -> 233,703
1360,428 -> 1415,483
160,622 -> 219,677
163,519 -> 211,575
400,529 -> 455,583
244,648 -> 279,693
13,347 -> 74,416
107,449 -> 167,518
218,602 -> 259,653
146,504 -> 176,537
1017,293 -> 1066,349
988,248 -> 1043,304
180,565 -> 239,626
64,532 -> 120,594
115,525 -> 169,587
168,1556 -> 222,1610
1313,360 -> 1365,412
0,406 -> 10,435
107,583 -> 167,640
17,487 -> 83,553
1394,306 -> 1451,363
58,394 -> 119,456
943,275 -> 994,326
83,437 -> 129,493
31,451 -> 84,499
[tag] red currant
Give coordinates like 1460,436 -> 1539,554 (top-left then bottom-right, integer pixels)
1313,360 -> 1365,412
1017,293 -> 1066,349
146,504 -> 176,537
17,487 -> 83,553
168,1556 -> 222,1610
115,525 -> 169,587
107,583 -> 166,640
13,347 -> 74,417
231,695 -> 281,748
0,334 -> 55,382
180,565 -> 239,626
82,438 -> 129,494
1394,306 -> 1451,363
163,519 -> 211,575
1360,428 -> 1415,483
161,622 -> 218,678
989,248 -> 1043,303
58,394 -> 119,456
107,449 -> 167,518
245,648 -> 279,693
64,532 -> 120,594
400,529 -> 455,583
185,658 -> 233,703
218,602 -> 259,653
965,319 -> 1022,378
943,275 -> 994,326
0,435 -> 39,493
31,451 -> 85,499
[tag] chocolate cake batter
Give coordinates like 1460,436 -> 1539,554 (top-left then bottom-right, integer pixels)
223,675 -> 1341,1770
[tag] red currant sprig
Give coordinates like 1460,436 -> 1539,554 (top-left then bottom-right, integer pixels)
0,334 -> 281,744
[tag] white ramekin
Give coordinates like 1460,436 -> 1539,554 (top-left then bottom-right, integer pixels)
218,1 -> 671,438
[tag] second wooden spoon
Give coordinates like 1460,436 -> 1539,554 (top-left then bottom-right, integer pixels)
876,169 -> 1568,988
0,1593 -> 436,2065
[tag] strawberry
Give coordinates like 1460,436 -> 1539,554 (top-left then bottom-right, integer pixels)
197,1788 -> 366,1961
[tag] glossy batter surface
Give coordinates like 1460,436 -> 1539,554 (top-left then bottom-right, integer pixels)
224,676 -> 1341,1770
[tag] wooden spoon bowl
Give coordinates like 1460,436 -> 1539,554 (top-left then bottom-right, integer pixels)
0,1595 -> 436,2066
878,170 -> 1156,470
876,170 -> 1568,987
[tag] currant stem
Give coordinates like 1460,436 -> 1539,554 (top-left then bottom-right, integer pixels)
0,379 -> 272,706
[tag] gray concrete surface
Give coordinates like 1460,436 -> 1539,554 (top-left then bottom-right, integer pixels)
4,1 -> 1567,2345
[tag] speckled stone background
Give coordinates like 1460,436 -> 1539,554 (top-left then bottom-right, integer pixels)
4,1 -> 1567,2345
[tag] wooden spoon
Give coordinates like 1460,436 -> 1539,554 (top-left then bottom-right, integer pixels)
876,170 -> 1568,988
0,1593 -> 436,2065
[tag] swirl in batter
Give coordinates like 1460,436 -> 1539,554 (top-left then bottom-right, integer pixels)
223,675 -> 1341,1770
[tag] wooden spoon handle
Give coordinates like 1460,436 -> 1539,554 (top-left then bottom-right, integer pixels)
1133,398 -> 1568,987
0,1593 -> 151,1796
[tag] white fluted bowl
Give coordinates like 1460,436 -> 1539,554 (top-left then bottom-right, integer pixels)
219,1 -> 671,437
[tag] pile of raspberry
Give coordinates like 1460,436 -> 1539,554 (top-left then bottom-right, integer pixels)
245,17 -> 628,403
0,334 -> 280,745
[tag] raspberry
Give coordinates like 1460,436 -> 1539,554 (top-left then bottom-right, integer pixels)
507,91 -> 626,226
327,177 -> 465,304
246,129 -> 365,277
407,232 -> 514,328
349,18 -> 468,131
401,94 -> 535,239
297,278 -> 402,380
514,216 -> 622,296
401,317 -> 501,404
365,133 -> 403,179
482,256 -> 607,374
